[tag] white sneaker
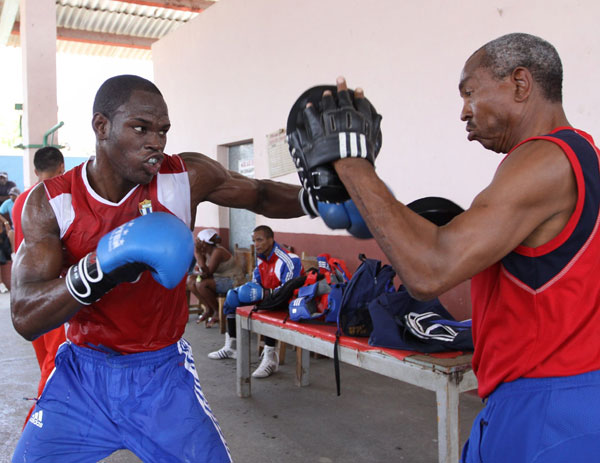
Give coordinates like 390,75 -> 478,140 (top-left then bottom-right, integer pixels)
252,345 -> 279,378
208,333 -> 236,360
0,282 -> 7,294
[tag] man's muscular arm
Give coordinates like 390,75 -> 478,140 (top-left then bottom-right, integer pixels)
11,185 -> 83,340
180,152 -> 304,217
334,139 -> 577,300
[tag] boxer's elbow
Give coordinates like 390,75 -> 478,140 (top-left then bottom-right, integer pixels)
403,281 -> 441,302
399,269 -> 449,302
11,299 -> 41,341
11,313 -> 38,341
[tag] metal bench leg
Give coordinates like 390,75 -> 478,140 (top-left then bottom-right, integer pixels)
435,375 -> 461,463
236,315 -> 251,397
295,347 -> 311,387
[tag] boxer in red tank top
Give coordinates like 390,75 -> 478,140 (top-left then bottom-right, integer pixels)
11,75 -> 309,463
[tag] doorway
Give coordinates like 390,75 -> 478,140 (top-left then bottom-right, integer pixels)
228,142 -> 255,250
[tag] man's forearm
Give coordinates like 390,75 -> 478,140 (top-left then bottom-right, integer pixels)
333,158 -> 450,299
11,278 -> 81,341
254,180 -> 304,218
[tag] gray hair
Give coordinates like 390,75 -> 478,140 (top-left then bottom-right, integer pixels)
474,33 -> 563,103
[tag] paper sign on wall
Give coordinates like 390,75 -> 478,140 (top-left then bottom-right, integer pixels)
267,128 -> 296,178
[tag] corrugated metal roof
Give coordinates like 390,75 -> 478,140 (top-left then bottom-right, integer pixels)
56,0 -> 197,38
3,0 -> 211,60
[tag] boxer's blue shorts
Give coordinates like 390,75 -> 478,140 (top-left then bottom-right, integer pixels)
13,339 -> 232,463
461,369 -> 600,463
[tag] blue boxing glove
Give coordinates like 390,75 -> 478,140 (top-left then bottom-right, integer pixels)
317,199 -> 372,239
344,200 -> 372,239
238,281 -> 268,303
317,201 -> 351,229
66,212 -> 194,305
222,282 -> 268,316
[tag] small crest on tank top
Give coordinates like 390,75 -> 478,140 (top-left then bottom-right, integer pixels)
139,199 -> 153,215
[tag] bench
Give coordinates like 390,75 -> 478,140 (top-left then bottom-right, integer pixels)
235,306 -> 477,463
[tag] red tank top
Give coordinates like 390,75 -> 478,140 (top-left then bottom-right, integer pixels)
471,128 -> 600,397
44,155 -> 191,353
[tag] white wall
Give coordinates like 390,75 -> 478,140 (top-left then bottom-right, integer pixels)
152,0 -> 600,233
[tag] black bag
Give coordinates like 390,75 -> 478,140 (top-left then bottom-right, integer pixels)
254,275 -> 307,312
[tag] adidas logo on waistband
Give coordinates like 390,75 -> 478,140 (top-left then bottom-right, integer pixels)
29,410 -> 44,428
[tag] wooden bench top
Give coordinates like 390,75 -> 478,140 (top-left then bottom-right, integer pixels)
236,306 -> 473,368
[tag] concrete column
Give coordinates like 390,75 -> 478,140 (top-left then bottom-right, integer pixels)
19,0 -> 57,188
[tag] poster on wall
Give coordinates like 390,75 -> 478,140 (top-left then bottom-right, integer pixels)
238,158 -> 255,178
267,128 -> 296,178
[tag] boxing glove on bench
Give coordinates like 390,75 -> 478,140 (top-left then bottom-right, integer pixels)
222,281 -> 268,316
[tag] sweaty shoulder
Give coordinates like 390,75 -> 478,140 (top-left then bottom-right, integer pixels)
21,183 -> 60,242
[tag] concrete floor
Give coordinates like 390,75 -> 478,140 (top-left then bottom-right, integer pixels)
0,291 -> 484,463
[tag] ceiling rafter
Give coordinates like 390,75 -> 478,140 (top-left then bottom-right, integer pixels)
1,0 -> 215,57
13,21 -> 155,49
117,0 -> 217,13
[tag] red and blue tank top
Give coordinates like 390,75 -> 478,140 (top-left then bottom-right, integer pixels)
471,127 -> 600,397
43,154 -> 191,353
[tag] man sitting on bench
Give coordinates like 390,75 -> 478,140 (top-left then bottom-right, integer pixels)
208,225 -> 303,378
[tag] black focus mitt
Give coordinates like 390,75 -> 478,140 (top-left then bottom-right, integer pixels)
287,85 -> 382,203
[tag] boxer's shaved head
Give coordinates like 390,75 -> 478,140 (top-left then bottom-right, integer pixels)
93,75 -> 163,120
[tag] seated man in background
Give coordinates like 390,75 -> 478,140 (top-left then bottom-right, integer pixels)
11,146 -> 65,426
208,225 -> 303,378
187,228 -> 245,326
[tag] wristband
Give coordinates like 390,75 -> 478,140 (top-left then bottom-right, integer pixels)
299,188 -> 319,218
65,251 -> 147,305
65,252 -> 114,305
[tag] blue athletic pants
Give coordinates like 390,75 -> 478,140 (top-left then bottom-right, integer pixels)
13,339 -> 232,463
461,369 -> 600,463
